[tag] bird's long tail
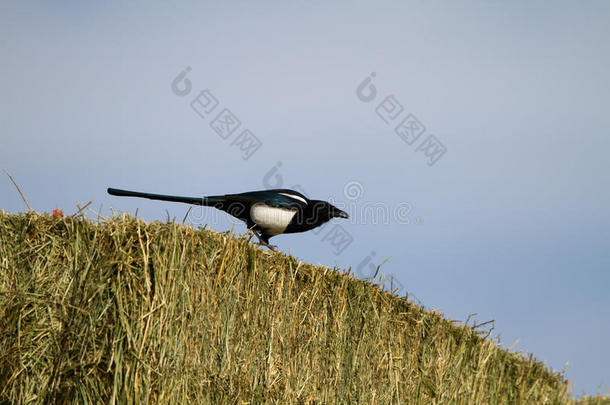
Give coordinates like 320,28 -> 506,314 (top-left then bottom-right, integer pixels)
107,188 -> 223,206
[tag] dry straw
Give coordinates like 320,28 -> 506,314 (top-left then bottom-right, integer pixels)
0,211 -> 606,404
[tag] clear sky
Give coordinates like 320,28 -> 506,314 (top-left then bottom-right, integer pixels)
1,0 -> 609,396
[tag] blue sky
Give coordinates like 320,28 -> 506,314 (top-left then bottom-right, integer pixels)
1,1 -> 609,395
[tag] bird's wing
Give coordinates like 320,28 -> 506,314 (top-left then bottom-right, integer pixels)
227,189 -> 308,210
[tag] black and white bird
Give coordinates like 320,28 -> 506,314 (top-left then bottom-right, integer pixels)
107,187 -> 349,250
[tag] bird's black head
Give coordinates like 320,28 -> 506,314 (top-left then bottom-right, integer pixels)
309,200 -> 349,222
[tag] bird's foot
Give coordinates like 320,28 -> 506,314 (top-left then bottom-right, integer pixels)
263,243 -> 277,252
255,237 -> 277,251
256,241 -> 277,251
250,231 -> 277,251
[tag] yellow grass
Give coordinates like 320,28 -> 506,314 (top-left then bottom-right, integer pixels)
0,211 -> 606,404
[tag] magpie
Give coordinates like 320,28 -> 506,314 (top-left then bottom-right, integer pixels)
107,187 -> 349,250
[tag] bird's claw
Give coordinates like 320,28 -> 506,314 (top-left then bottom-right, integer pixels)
249,230 -> 277,251
257,243 -> 277,252
256,240 -> 277,251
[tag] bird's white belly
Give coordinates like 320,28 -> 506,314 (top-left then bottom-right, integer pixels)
250,203 -> 296,236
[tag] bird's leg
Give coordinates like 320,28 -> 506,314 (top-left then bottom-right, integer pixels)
251,230 -> 277,251
258,239 -> 277,251
245,225 -> 277,251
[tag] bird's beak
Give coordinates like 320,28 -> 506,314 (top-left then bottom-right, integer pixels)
335,210 -> 349,219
